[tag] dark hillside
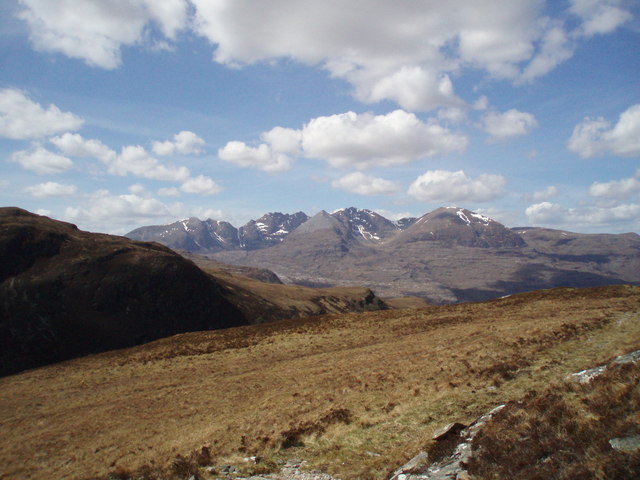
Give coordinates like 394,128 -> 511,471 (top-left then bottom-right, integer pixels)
0,207 -> 247,376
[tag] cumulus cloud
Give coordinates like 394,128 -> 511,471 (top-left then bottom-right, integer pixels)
17,2 -> 629,109
589,174 -> 640,200
0,88 -> 83,140
531,185 -> 559,202
50,132 -> 116,162
408,170 -> 506,203
331,172 -> 400,196
218,141 -> 294,172
569,0 -> 633,37
11,145 -> 73,174
17,0 -> 188,69
525,201 -> 569,225
261,126 -> 302,155
358,67 -> 464,111
302,110 -> 467,169
520,21 -> 574,82
152,130 -> 205,156
525,201 -> 640,230
180,175 -> 222,195
481,109 -> 538,142
110,145 -> 190,181
24,181 -> 77,197
190,0 -> 589,110
567,104 -> 640,158
220,110 -> 467,172
158,186 -> 180,197
64,189 -> 174,232
51,133 -> 190,181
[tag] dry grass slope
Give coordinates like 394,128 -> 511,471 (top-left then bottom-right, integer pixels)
468,360 -> 640,479
0,285 -> 639,480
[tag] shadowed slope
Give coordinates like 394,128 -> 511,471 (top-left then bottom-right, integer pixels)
0,207 -> 247,376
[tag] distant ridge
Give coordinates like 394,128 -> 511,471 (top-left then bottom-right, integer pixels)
126,206 -> 640,304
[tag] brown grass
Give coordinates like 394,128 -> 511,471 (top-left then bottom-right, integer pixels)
467,361 -> 640,479
0,285 -> 639,480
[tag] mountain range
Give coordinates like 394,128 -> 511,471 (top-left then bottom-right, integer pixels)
127,206 -> 640,304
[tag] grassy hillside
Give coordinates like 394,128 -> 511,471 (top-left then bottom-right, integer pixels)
0,285 -> 638,480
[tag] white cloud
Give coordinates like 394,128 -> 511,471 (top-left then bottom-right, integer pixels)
17,0 -> 188,69
11,145 -> 73,174
191,0 -> 583,110
525,201 -> 569,224
589,176 -> 640,200
473,96 -> 490,111
408,170 -> 506,203
359,67 -> 464,111
180,175 -> 222,195
24,181 -> 77,197
567,104 -> 640,158
109,145 -> 190,181
128,183 -> 147,195
525,201 -> 640,230
152,130 -> 205,156
261,126 -> 302,155
64,189 -> 174,232
51,133 -> 190,181
438,107 -> 468,124
220,110 -> 467,173
17,1 -> 624,109
520,21 -> 574,82
569,0 -> 633,37
218,141 -> 294,172
0,88 -> 83,140
531,185 -> 559,202
301,110 -> 467,169
481,109 -> 538,142
331,172 -> 400,196
50,132 -> 116,162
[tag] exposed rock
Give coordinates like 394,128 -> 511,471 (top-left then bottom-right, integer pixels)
432,423 -> 466,441
569,349 -> 640,383
389,451 -> 429,480
389,405 -> 505,480
569,365 -> 607,383
609,436 -> 640,453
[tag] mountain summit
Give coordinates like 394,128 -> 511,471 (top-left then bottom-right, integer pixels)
391,206 -> 525,248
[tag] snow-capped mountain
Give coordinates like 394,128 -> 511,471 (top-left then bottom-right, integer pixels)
331,207 -> 400,243
238,211 -> 309,249
126,211 -> 309,252
126,207 -> 640,305
390,206 -> 525,248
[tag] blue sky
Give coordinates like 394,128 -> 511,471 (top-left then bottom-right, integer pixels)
1,0 -> 639,234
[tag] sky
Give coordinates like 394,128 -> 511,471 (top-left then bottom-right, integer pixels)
1,0 -> 639,235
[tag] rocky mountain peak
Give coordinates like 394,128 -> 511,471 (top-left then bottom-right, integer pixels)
393,207 -> 526,248
331,207 -> 399,243
290,210 -> 345,236
238,211 -> 309,250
